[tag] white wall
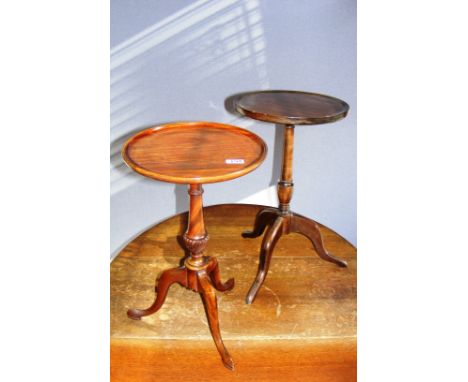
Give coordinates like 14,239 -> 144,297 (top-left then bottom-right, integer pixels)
111,0 -> 356,257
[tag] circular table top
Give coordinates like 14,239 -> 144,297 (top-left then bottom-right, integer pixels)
235,90 -> 349,125
122,122 -> 267,184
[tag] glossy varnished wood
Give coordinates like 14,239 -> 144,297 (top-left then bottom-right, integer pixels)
235,90 -> 349,125
233,91 -> 350,303
122,121 -> 267,184
122,123 -> 267,369
242,123 -> 347,304
125,184 -> 237,370
111,204 -> 356,382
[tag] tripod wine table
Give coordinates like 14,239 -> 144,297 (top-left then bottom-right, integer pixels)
234,90 -> 350,304
122,121 -> 267,370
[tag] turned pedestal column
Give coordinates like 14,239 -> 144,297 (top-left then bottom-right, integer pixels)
234,90 -> 350,304
121,121 -> 266,369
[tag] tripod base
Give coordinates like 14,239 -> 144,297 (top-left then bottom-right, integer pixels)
127,256 -> 235,370
243,207 -> 347,304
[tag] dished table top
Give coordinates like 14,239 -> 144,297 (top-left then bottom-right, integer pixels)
235,90 -> 349,125
122,122 -> 267,184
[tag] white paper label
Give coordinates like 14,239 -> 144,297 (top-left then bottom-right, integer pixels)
225,159 -> 245,164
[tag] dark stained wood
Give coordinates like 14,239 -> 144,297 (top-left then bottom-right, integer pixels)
278,124 -> 294,212
233,91 -> 351,304
243,210 -> 348,304
111,204 -> 356,381
122,121 -> 267,184
122,125 -> 267,370
242,124 -> 348,304
235,90 -> 349,125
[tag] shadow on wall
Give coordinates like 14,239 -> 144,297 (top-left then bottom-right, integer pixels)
110,0 -> 356,256
111,0 -> 270,199
110,120 -> 196,215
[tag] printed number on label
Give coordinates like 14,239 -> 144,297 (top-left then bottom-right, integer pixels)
225,159 -> 245,164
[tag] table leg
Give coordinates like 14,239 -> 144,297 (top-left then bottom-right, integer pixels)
208,257 -> 235,292
243,124 -> 347,304
127,267 -> 187,319
127,184 -> 235,370
198,271 -> 234,370
291,213 -> 347,267
245,216 -> 284,304
242,207 -> 278,238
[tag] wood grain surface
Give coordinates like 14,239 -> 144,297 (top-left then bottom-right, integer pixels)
235,90 -> 349,125
111,204 -> 356,381
122,122 -> 267,184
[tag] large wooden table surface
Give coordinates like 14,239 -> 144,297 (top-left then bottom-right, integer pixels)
111,204 -> 356,381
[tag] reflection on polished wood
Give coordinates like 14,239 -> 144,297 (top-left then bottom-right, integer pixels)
236,90 -> 349,125
111,204 -> 356,382
122,121 -> 267,184
121,122 -> 266,370
234,90 -> 351,304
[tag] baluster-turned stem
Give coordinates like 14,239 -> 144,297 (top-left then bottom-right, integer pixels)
278,124 -> 295,214
184,184 -> 209,269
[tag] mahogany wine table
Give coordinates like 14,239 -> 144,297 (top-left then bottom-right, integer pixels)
111,204 -> 356,382
121,122 -> 267,370
234,90 -> 351,304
